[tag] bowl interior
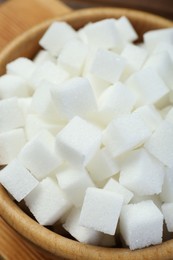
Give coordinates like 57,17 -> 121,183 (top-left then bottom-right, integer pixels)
0,7 -> 173,260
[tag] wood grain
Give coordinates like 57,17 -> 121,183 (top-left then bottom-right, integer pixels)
0,0 -> 71,51
0,1 -> 70,258
0,217 -> 65,260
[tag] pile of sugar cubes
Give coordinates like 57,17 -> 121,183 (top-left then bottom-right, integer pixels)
0,16 -> 173,251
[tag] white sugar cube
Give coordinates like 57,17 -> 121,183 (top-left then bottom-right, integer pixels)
0,128 -> 26,165
161,203 -> 173,232
119,148 -> 165,196
159,106 -> 172,119
104,178 -> 133,204
85,73 -> 110,97
63,207 -> 115,247
145,120 -> 173,168
58,39 -> 88,75
0,74 -> 30,98
144,52 -> 173,90
56,116 -> 102,166
120,200 -> 163,250
25,114 -> 63,140
51,77 -> 97,121
144,28 -> 173,52
31,80 -> 59,121
79,187 -> 123,235
56,167 -> 95,207
86,148 -> 120,182
153,42 -> 173,63
0,159 -> 38,202
102,113 -> 151,158
90,49 -> 126,84
19,130 -> 61,180
165,107 -> 173,124
33,50 -> 56,64
133,105 -> 163,132
39,21 -> 78,56
131,194 -> 162,210
24,177 -> 72,225
126,67 -> 169,107
80,18 -> 123,49
29,61 -> 69,90
63,208 -> 104,246
0,97 -> 24,133
7,57 -> 36,80
160,167 -> 173,203
121,43 -> 148,78
98,81 -> 136,125
115,16 -> 138,42
18,97 -> 32,117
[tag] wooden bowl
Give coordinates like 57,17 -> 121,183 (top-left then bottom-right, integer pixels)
0,7 -> 173,260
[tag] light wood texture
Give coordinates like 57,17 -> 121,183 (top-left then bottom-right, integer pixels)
0,0 -> 71,51
0,216 -> 67,259
0,1 -> 173,260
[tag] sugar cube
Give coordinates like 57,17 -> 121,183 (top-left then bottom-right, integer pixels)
31,80 -> 59,121
133,105 -> 163,132
18,97 -> 32,117
39,21 -> 78,56
131,194 -> 162,210
119,148 -> 165,196
7,57 -> 36,80
121,43 -> 148,78
145,120 -> 173,168
24,177 -> 72,225
86,148 -> 120,182
19,130 -> 61,180
0,128 -> 26,165
29,61 -> 69,90
126,67 -> 169,107
80,18 -> 123,49
0,97 -> 24,133
0,74 -> 30,98
143,28 -> 173,52
90,49 -> 126,84
120,200 -> 163,250
51,77 -> 97,121
0,159 -> 38,202
25,114 -> 63,140
104,178 -> 133,204
56,167 -> 95,207
79,187 -> 123,235
85,73 -> 110,97
63,207 -> 104,245
102,113 -> 151,157
56,116 -> 102,166
58,39 -> 88,75
98,81 -> 136,125
33,50 -> 56,64
160,167 -> 173,203
115,16 -> 138,42
144,51 -> 173,90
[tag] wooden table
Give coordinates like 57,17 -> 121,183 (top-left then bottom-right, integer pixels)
0,0 -> 172,259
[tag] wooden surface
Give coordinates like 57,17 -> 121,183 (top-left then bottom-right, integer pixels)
0,1 -> 173,260
0,217 -> 56,260
62,0 -> 173,20
0,0 -> 71,51
0,1 -> 71,259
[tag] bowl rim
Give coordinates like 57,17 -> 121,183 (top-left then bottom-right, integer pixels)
0,7 -> 173,259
